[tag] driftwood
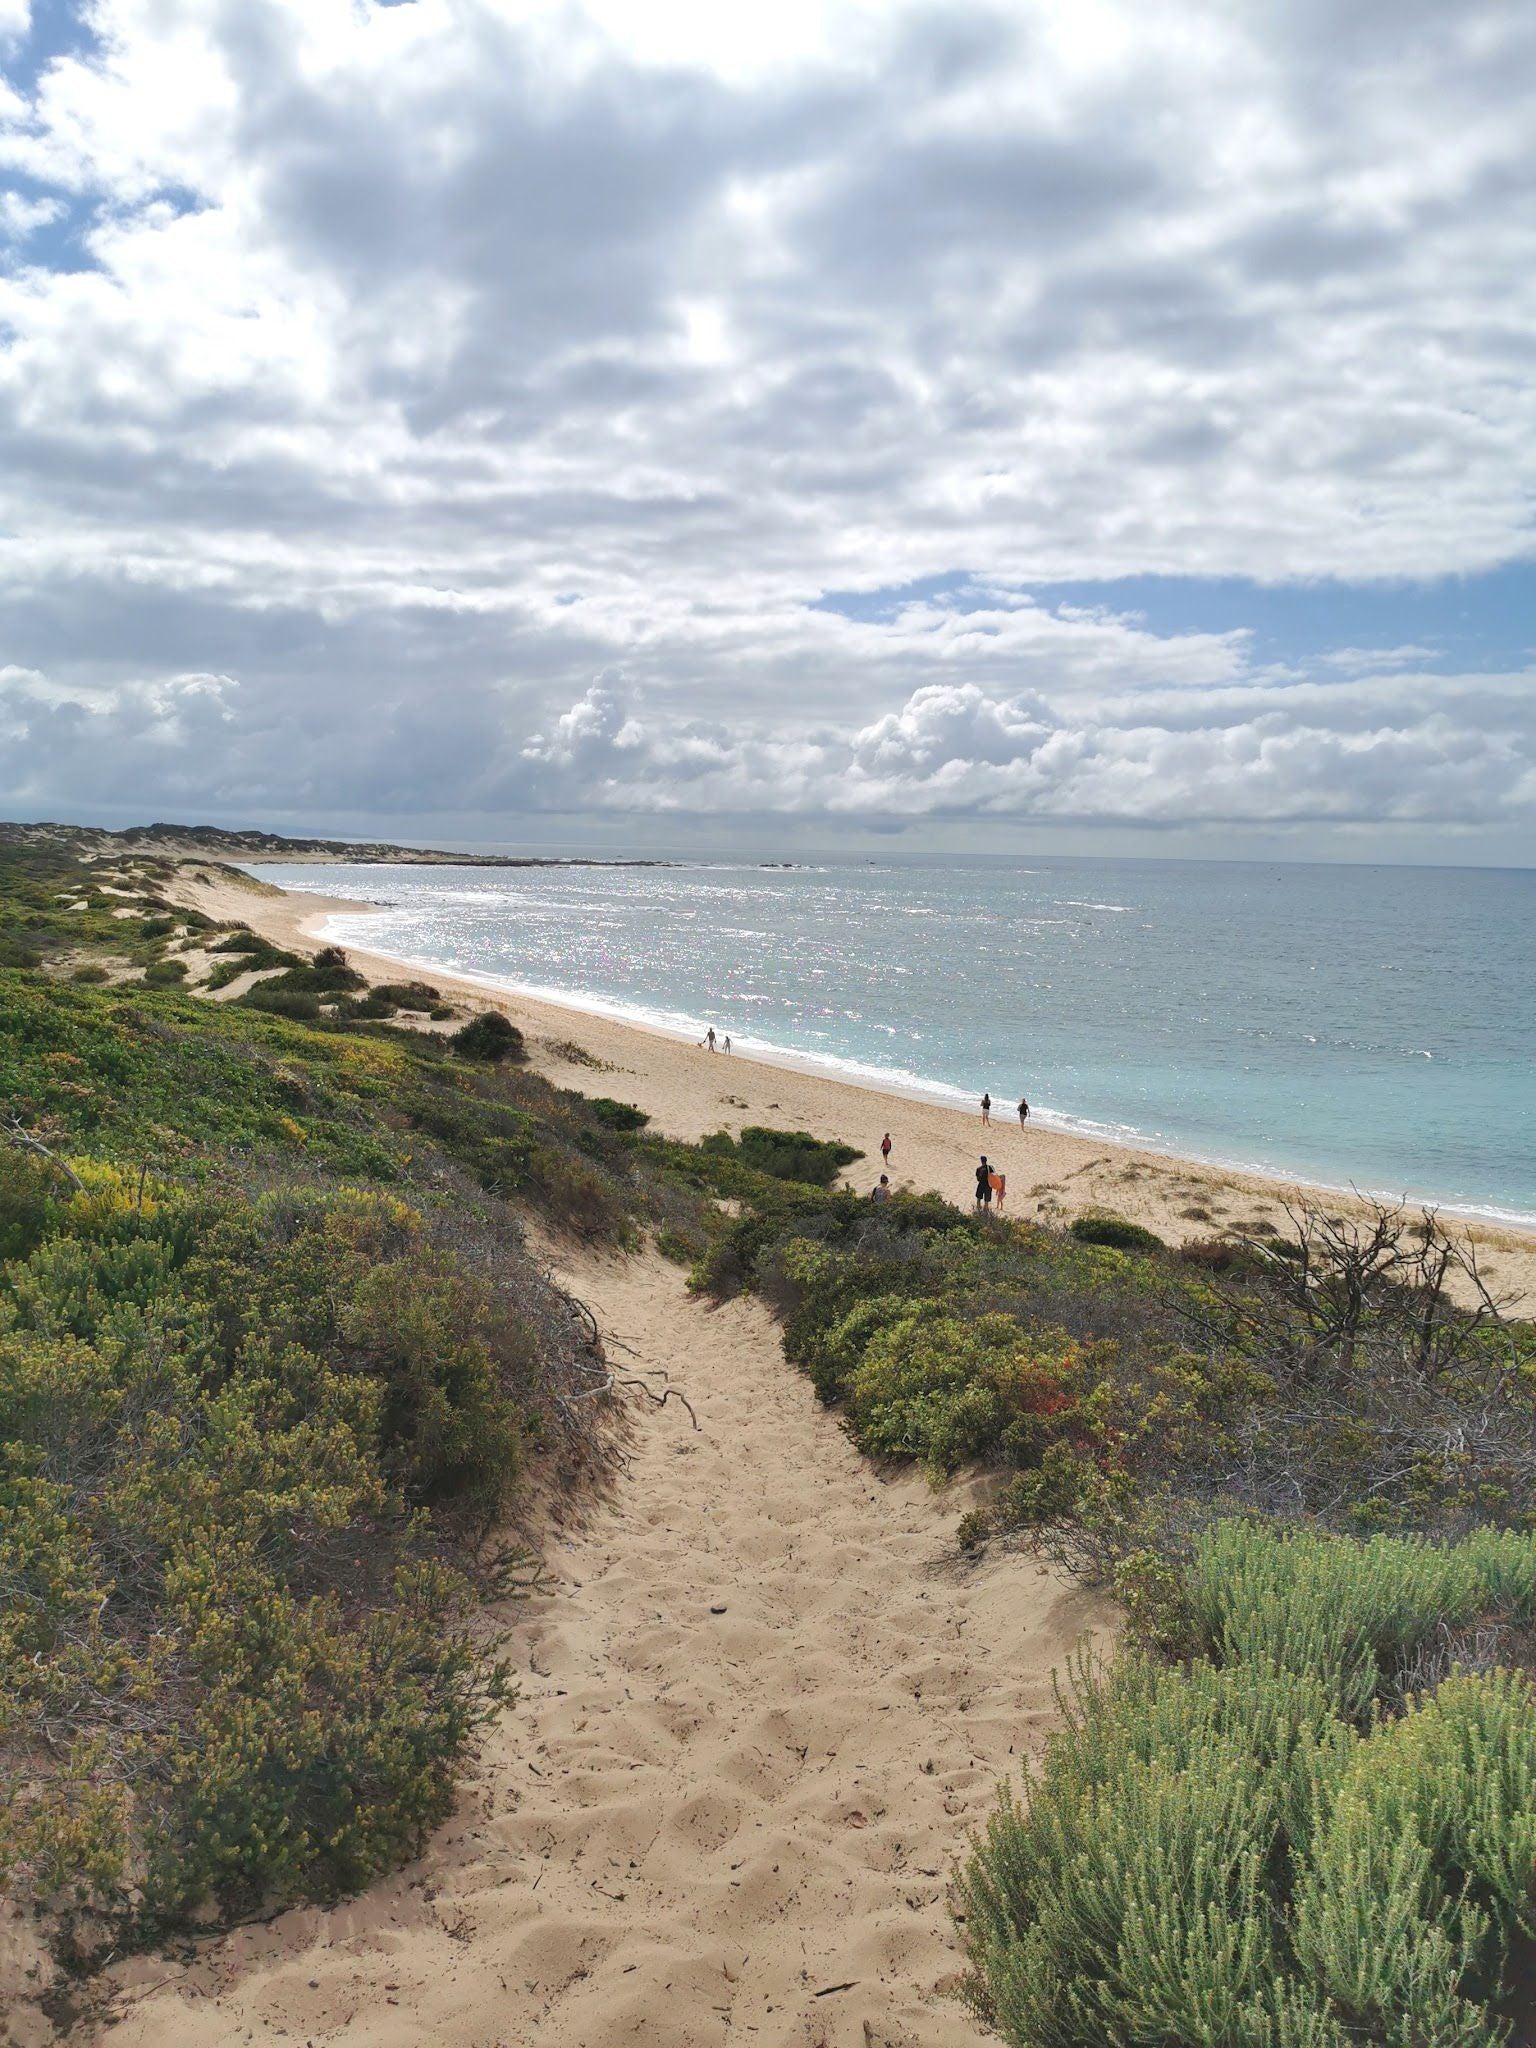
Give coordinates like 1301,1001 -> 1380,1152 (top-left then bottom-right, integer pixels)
549,1273 -> 700,1436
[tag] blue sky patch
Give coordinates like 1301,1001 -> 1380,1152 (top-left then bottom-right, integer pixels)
813,564 -> 1536,676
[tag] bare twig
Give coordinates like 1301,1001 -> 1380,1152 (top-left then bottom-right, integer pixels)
4,1116 -> 84,1191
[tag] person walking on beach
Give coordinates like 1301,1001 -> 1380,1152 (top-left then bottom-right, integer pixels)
980,1091 -> 992,1126
1017,1095 -> 1029,1126
880,1132 -> 892,1167
700,1026 -> 717,1052
871,1174 -> 892,1204
723,1034 -> 732,1054
975,1156 -> 993,1210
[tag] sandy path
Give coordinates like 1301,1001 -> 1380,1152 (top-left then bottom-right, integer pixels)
91,1250 -> 1108,2048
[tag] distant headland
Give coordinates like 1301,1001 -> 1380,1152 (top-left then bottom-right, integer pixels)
0,819 -> 668,868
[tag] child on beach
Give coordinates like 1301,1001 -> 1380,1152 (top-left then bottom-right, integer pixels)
980,1092 -> 991,1125
723,1035 -> 732,1054
989,1169 -> 1006,1209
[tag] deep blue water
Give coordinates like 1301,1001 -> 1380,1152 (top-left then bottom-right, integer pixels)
251,854 -> 1536,1224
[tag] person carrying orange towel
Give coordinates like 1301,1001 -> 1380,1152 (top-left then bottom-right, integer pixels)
989,1170 -> 1006,1209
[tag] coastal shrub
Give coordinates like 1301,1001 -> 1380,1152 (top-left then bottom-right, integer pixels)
245,957 -> 368,997
370,980 -> 442,1009
142,958 -> 188,986
721,1124 -> 863,1186
340,1247 -> 526,1519
586,1096 -> 651,1133
69,962 -> 111,984
960,1642 -> 1536,2048
0,1148 -> 54,1262
847,1306 -> 1086,1476
776,1252 -> 935,1403
240,986 -> 322,1019
1176,1521 -> 1536,1714
0,1175 -> 523,1953
1069,1210 -> 1166,1253
451,1010 -> 526,1063
1176,1233 -> 1265,1275
528,1144 -> 627,1241
698,1123 -> 864,1188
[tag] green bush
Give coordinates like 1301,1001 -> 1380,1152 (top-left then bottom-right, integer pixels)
587,1096 -> 651,1133
1178,1521 -> 1536,1715
142,958 -> 188,987
0,1148 -> 54,1262
451,1011 -> 526,1063
0,1174 -> 516,1946
240,986 -> 322,1019
961,1632 -> 1536,2047
701,1124 -> 863,1186
1069,1210 -> 1166,1253
270,963 -> 367,994
846,1305 -> 1085,1476
370,981 -> 442,1009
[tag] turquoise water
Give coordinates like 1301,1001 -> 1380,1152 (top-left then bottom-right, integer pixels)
252,854 -> 1536,1224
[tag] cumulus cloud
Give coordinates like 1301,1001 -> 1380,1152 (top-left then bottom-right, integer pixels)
501,674 -> 1536,827
0,0 -> 1533,846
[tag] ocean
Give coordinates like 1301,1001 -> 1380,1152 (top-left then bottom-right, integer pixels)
249,853 -> 1536,1225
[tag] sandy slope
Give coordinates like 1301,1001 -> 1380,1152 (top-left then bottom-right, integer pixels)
88,1249 -> 1109,2048
162,863 -> 1536,1310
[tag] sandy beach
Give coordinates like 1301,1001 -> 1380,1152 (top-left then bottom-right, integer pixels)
167,862 -> 1536,1312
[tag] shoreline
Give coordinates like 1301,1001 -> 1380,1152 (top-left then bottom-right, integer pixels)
313,910 -> 1536,1234
168,863 -> 1536,1308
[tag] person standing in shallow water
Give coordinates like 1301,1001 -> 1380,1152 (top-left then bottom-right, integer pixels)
980,1092 -> 991,1125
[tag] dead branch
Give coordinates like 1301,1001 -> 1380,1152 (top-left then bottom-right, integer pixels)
4,1116 -> 85,1192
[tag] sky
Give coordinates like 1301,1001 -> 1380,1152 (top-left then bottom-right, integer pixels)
0,0 -> 1534,864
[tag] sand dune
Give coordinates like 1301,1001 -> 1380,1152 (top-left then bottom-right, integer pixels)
88,1247 -> 1109,2048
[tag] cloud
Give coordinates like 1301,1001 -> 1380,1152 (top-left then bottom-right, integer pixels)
500,673 -> 1536,827
0,189 -> 59,239
0,0 -> 1533,845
